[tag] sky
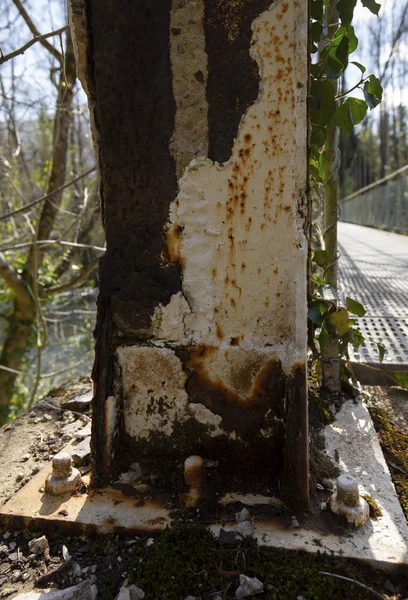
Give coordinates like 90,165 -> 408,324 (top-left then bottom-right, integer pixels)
0,0 -> 86,123
350,0 -> 408,109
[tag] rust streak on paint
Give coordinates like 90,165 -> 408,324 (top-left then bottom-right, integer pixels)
183,346 -> 286,436
165,223 -> 184,268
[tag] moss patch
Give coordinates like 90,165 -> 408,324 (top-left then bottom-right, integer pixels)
362,494 -> 383,519
123,524 -> 403,600
309,390 -> 335,427
368,405 -> 408,519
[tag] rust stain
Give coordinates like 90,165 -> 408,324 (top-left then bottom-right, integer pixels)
216,322 -> 224,340
146,516 -> 167,526
277,2 -> 289,21
164,223 -> 184,268
184,346 -> 286,436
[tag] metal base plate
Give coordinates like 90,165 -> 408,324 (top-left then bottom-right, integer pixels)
1,398 -> 407,569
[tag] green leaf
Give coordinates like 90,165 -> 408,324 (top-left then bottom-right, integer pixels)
313,249 -> 330,267
363,75 -> 383,109
351,327 -> 365,349
311,21 -> 323,43
346,296 -> 366,316
335,35 -> 350,65
310,79 -> 337,126
318,151 -> 326,179
310,159 -> 322,183
333,97 -> 367,132
327,25 -> 358,56
391,372 -> 408,390
308,302 -> 326,325
343,25 -> 358,53
360,0 -> 381,16
311,0 -> 323,21
337,0 -> 357,25
329,308 -> 350,336
351,61 -> 366,73
310,63 -> 324,78
377,340 -> 386,363
312,273 -> 326,287
318,326 -> 329,355
311,125 -> 327,149
320,28 -> 350,77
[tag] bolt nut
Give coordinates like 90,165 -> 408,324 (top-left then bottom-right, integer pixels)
181,455 -> 206,508
44,451 -> 81,496
328,474 -> 369,528
336,474 -> 360,506
52,452 -> 73,478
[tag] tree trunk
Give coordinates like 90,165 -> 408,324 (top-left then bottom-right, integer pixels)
379,107 -> 389,178
321,0 -> 340,393
26,31 -> 76,282
322,120 -> 341,392
0,31 -> 76,423
0,292 -> 35,422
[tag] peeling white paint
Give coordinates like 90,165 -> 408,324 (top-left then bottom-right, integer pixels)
160,0 -> 308,375
187,403 -> 224,436
124,0 -> 308,443
154,292 -> 192,345
117,346 -> 190,439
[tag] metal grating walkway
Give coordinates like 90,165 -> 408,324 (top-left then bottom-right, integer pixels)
338,222 -> 408,366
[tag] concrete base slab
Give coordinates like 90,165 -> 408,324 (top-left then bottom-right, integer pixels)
1,398 -> 407,569
323,398 -> 408,565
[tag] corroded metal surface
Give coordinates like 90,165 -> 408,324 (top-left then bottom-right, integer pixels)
69,0 -> 309,504
0,461 -> 171,536
2,403 -> 408,570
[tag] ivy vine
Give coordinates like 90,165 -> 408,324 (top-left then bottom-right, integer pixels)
309,0 -> 385,380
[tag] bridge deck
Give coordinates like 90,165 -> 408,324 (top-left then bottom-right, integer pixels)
338,222 -> 408,367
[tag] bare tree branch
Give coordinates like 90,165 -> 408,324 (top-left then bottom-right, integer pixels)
44,257 -> 99,295
0,240 -> 106,252
11,0 -> 63,63
0,166 -> 96,221
0,253 -> 27,303
0,25 -> 68,66
380,1 -> 408,85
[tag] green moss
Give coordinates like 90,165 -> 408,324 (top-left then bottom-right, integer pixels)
128,525 -> 217,599
369,405 -> 408,519
123,525 -> 391,600
309,391 -> 335,427
394,474 -> 408,517
362,494 -> 383,519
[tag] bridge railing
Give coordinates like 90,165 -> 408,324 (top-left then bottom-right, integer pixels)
340,164 -> 408,233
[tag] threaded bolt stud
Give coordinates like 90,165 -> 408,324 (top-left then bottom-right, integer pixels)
182,455 -> 206,508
